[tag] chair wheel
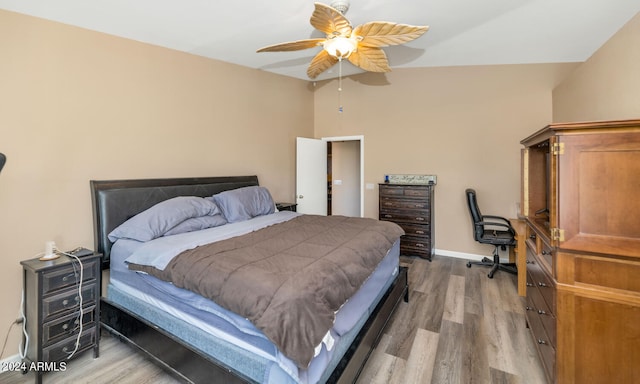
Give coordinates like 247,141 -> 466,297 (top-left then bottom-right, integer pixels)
488,272 -> 494,279
466,262 -> 471,268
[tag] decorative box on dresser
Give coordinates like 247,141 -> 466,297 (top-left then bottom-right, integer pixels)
379,181 -> 435,260
520,119 -> 640,384
21,253 -> 101,384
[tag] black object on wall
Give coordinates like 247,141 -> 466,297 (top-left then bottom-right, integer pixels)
0,153 -> 5,173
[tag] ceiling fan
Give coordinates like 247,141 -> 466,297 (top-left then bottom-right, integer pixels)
257,2 -> 429,79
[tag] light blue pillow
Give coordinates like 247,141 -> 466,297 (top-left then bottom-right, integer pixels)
213,186 -> 275,223
163,214 -> 228,236
108,196 -> 221,242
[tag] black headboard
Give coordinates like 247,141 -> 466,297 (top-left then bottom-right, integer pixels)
90,176 -> 259,269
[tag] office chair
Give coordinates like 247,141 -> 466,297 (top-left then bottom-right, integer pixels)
465,188 -> 517,278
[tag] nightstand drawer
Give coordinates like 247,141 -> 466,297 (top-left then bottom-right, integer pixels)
43,306 -> 96,346
43,284 -> 97,321
42,259 -> 98,294
42,328 -> 96,363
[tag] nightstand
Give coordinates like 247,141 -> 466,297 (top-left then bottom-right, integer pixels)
21,253 -> 101,384
276,202 -> 297,212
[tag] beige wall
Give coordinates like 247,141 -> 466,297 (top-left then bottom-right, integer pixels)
0,10 -> 313,359
553,12 -> 640,122
313,64 -> 577,258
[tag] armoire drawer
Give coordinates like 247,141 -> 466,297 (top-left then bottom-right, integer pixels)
525,297 -> 556,383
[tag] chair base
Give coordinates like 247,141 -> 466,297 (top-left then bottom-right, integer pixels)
466,247 -> 517,279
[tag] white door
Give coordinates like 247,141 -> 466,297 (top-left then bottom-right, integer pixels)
296,137 -> 327,215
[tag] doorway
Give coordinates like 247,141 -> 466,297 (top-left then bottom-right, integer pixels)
325,135 -> 364,217
327,140 -> 361,217
296,135 -> 364,217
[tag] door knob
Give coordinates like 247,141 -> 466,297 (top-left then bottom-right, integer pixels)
298,195 -> 304,199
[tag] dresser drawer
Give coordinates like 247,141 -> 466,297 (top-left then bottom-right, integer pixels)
398,223 -> 430,238
380,209 -> 429,224
400,237 -> 431,256
380,185 -> 430,197
42,306 -> 96,346
42,259 -> 98,294
42,328 -> 96,362
380,197 -> 430,210
42,283 -> 97,322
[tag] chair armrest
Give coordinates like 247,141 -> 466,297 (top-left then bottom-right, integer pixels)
482,215 -> 510,224
476,220 -> 515,235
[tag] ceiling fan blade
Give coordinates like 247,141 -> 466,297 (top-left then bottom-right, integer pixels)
348,46 -> 391,73
310,2 -> 352,37
307,50 -> 339,79
257,38 -> 325,52
353,22 -> 429,47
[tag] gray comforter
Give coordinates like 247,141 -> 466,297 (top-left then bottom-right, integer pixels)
128,214 -> 403,368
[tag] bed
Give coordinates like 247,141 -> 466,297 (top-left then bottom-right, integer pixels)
91,176 -> 409,384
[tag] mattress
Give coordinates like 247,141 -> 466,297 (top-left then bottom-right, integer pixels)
107,213 -> 400,384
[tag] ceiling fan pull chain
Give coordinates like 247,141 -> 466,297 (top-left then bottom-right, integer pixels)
338,58 -> 343,113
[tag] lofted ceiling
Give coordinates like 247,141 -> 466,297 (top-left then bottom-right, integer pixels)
1,0 -> 639,81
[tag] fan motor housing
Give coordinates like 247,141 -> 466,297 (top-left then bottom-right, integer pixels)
330,1 -> 350,14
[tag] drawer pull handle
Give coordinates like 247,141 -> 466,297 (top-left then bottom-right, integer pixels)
529,234 -> 536,240
415,243 -> 424,247
526,283 -> 534,287
525,306 -> 532,311
541,250 -> 550,255
537,339 -> 547,345
415,217 -> 425,221
415,230 -> 425,234
537,310 -> 547,315
62,297 -> 80,307
526,260 -> 535,264
62,273 -> 79,282
538,282 -> 548,287
384,214 -> 393,218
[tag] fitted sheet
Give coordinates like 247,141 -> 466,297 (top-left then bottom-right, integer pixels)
108,214 -> 400,383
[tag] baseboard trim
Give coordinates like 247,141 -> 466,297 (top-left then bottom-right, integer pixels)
435,248 -> 511,263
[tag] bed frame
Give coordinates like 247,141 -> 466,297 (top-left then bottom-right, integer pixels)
91,176 -> 408,384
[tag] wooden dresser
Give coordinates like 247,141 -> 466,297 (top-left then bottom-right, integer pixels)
379,183 -> 434,260
520,119 -> 640,384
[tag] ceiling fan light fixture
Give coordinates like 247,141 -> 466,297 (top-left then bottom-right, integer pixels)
323,36 -> 357,58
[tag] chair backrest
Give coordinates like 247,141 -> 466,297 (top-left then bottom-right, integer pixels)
0,153 -> 5,173
465,188 -> 483,241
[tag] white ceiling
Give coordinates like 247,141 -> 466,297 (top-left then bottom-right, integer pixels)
1,0 -> 639,81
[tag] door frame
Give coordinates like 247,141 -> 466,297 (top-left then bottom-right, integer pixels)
322,135 -> 364,217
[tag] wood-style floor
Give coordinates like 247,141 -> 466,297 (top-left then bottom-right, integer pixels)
2,256 -> 546,384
